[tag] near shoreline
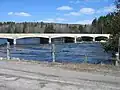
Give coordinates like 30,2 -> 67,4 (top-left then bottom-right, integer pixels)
0,59 -> 120,90
0,59 -> 120,76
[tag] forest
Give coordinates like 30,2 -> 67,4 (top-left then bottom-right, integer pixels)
0,22 -> 94,34
93,0 -> 120,53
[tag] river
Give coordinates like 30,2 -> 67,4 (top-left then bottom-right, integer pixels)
0,38 -> 113,64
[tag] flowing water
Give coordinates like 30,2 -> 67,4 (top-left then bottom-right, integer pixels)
0,38 -> 113,64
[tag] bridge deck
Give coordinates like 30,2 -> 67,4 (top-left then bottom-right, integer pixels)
0,33 -> 110,39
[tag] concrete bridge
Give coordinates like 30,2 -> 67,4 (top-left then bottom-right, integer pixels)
0,33 -> 110,44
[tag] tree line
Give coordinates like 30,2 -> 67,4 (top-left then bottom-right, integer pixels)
92,0 -> 120,53
0,22 -> 93,33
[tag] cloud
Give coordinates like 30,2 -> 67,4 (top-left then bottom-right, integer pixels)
70,0 -> 108,4
41,18 -> 66,23
74,20 -> 93,24
56,18 -> 66,21
96,5 -> 116,13
39,18 -> 92,24
65,7 -> 95,16
65,12 -> 80,16
57,6 -> 73,11
85,0 -> 109,2
8,12 -> 13,15
65,5 -> 115,16
80,8 -> 95,14
41,19 -> 55,23
69,0 -> 80,4
8,12 -> 31,17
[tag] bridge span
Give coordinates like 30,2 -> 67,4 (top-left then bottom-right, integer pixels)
0,33 -> 110,44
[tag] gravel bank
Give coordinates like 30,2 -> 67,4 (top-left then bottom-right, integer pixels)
0,60 -> 120,90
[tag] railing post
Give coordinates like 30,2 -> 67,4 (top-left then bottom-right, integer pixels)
115,37 -> 120,66
115,52 -> 119,66
118,37 -> 120,60
84,54 -> 88,63
51,44 -> 55,62
7,42 -> 10,60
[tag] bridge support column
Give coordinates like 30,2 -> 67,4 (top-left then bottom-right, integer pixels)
13,39 -> 16,45
62,38 -> 65,43
93,37 -> 96,42
49,37 -> 52,44
74,36 -> 77,43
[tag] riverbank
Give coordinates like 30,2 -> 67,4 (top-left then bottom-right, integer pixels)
1,59 -> 120,76
0,59 -> 120,90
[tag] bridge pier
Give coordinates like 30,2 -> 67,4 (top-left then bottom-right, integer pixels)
74,36 -> 77,43
49,37 -> 52,44
7,39 -> 16,45
13,39 -> 16,45
93,37 -> 96,42
62,38 -> 65,43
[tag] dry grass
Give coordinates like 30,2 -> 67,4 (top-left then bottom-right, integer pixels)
50,63 -> 120,74
0,59 -> 120,73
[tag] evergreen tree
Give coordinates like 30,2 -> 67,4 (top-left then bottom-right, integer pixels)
44,24 -> 55,33
78,25 -> 84,33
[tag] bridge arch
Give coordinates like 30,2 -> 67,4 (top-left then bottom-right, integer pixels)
81,36 -> 94,41
95,36 -> 108,42
51,34 -> 75,38
0,38 -> 15,45
16,36 -> 49,39
51,36 -> 75,43
16,37 -> 50,44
